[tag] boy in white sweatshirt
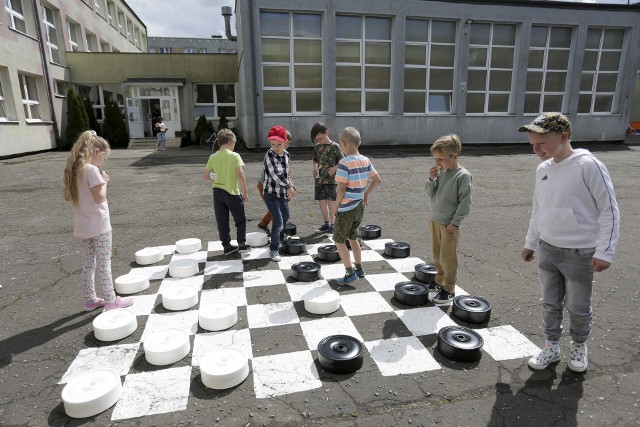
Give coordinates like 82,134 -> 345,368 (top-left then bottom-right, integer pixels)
519,112 -> 620,373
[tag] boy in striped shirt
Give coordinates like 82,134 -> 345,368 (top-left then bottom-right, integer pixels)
332,127 -> 382,284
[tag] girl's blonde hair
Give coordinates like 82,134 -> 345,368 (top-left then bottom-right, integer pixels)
430,134 -> 462,157
63,131 -> 110,207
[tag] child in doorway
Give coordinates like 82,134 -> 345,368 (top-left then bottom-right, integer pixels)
312,123 -> 344,235
204,129 -> 250,255
519,112 -> 620,373
261,126 -> 296,262
425,134 -> 472,304
332,127 -> 381,284
62,130 -> 133,312
154,117 -> 167,151
256,130 -> 293,236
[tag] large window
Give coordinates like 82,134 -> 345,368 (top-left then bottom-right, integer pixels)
260,12 -> 322,114
5,0 -> 27,33
85,30 -> 98,52
0,77 -> 9,121
525,26 -> 572,114
117,10 -> 125,35
67,20 -> 81,51
42,5 -> 61,63
106,1 -> 115,27
19,74 -> 42,121
467,22 -> 516,114
194,84 -> 237,119
404,19 -> 456,114
336,15 -> 392,114
578,28 -> 624,114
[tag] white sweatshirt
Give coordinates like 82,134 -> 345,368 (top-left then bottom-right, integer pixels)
524,148 -> 620,262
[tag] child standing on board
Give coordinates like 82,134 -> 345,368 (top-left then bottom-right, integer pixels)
519,113 -> 620,373
154,117 -> 167,151
204,129 -> 250,255
63,130 -> 133,312
425,134 -> 472,304
332,127 -> 381,284
311,123 -> 344,235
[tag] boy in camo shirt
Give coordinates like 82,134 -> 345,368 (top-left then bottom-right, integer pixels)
311,123 -> 344,235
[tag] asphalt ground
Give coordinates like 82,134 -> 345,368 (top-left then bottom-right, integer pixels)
1,142 -> 639,427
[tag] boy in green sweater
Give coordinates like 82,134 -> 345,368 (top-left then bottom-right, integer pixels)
425,134 -> 472,304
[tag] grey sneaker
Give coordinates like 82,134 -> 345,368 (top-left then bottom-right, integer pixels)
528,343 -> 561,370
567,341 -> 588,373
270,250 -> 281,262
238,244 -> 251,253
432,289 -> 455,304
316,223 -> 331,233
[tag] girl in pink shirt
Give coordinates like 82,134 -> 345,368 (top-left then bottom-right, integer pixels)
63,131 -> 133,312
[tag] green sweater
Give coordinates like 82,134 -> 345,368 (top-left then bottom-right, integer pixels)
425,166 -> 472,226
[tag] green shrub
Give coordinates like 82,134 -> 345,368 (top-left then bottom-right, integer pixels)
83,97 -> 102,136
194,114 -> 212,143
64,87 -> 89,148
102,99 -> 128,148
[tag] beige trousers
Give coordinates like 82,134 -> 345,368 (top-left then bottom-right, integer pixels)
429,220 -> 459,293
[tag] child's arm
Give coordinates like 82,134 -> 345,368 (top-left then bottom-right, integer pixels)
332,182 -> 348,218
312,160 -> 319,178
363,171 -> 382,206
90,173 -> 108,204
236,166 -> 249,202
450,174 -> 472,227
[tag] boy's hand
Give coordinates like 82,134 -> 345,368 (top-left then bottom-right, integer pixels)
591,257 -> 610,272
328,165 -> 338,176
287,187 -> 296,201
521,248 -> 535,262
312,168 -> 318,178
445,224 -> 456,234
429,166 -> 439,181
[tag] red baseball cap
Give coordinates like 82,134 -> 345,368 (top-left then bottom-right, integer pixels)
267,125 -> 286,143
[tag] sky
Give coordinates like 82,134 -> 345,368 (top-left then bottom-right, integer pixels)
126,0 -> 639,39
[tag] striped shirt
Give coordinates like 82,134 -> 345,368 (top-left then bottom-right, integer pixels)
262,149 -> 292,198
335,155 -> 376,212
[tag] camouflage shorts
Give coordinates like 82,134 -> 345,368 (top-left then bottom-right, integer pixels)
314,182 -> 338,201
333,202 -> 364,243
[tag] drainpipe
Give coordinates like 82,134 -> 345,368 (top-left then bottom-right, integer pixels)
32,0 -> 60,146
221,6 -> 237,41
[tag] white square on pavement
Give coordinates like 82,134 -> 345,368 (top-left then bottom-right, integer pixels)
126,294 -> 159,316
111,366 -> 192,420
396,306 -> 458,336
386,257 -> 426,273
200,287 -> 247,307
278,255 -> 314,270
319,263 -> 346,280
128,265 -> 168,281
361,238 -> 395,251
192,328 -> 253,366
141,311 -> 199,342
365,336 -> 440,376
247,302 -> 300,328
242,247 -> 271,260
59,343 -> 140,384
366,272 -> 413,292
353,250 -> 385,262
207,240 -> 239,252
204,259 -> 244,275
299,317 -> 363,351
285,279 -> 331,301
476,325 -> 541,361
340,292 -> 393,316
170,250 -> 208,263
158,276 -> 204,294
242,269 -> 286,287
252,351 -> 322,398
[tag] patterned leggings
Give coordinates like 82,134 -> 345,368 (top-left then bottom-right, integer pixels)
81,231 -> 116,304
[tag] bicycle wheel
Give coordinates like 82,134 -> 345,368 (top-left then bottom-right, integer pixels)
234,138 -> 246,151
200,134 -> 213,150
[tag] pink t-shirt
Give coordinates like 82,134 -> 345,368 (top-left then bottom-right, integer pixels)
73,164 -> 111,239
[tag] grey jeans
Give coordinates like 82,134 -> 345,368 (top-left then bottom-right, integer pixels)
537,240 -> 595,343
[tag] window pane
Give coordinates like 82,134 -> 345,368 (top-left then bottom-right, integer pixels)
296,91 -> 321,112
524,93 -> 540,114
490,47 -> 514,68
294,65 -> 322,88
365,67 -> 390,89
263,91 -> 291,113
261,12 -> 289,37
261,39 -> 290,62
526,71 -> 543,92
365,42 -> 391,65
404,68 -> 426,90
547,50 -> 569,70
582,51 -> 598,71
428,94 -> 451,112
466,93 -> 485,113
263,66 -> 290,87
429,69 -> 453,90
530,26 -> 548,48
336,66 -> 361,88
216,85 -> 235,103
489,71 -> 511,91
406,19 -> 428,43
599,51 -> 620,71
336,91 -> 361,112
293,14 -> 321,38
365,92 -> 389,111
336,16 -> 361,39
469,47 -> 487,67
493,24 -> 516,45
467,70 -> 486,91
365,17 -> 391,40
593,94 -> 612,112
196,85 -> 213,104
580,74 -> 594,91
488,93 -> 509,112
602,29 -> 624,49
404,91 -> 425,113
432,21 -> 456,43
294,39 -> 322,63
578,94 -> 592,113
596,73 -> 617,92
470,23 -> 490,45
550,27 -> 572,48
543,95 -> 563,112
195,106 -> 215,118
430,45 -> 455,67
585,29 -> 600,49
405,45 -> 426,65
545,72 -> 566,92
336,42 -> 360,63
528,50 -> 544,69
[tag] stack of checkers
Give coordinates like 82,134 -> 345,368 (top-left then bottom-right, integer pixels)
58,237 -> 541,421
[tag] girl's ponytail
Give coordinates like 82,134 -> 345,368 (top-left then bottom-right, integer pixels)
63,131 -> 111,207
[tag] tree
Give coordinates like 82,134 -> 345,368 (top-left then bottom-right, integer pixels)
218,113 -> 229,131
102,99 -> 128,148
64,87 -> 89,148
83,97 -> 101,136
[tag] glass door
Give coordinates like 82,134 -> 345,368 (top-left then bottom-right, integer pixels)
126,98 -> 144,138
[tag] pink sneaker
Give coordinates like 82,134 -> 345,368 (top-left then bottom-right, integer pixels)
104,296 -> 134,311
83,298 -> 105,312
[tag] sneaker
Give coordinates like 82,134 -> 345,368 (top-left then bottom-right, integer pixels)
337,271 -> 358,285
316,223 -> 331,233
568,341 -> 588,373
270,250 -> 281,262
104,296 -> 134,311
83,298 -> 105,312
354,267 -> 366,278
428,282 -> 442,291
238,244 -> 251,253
223,245 -> 239,255
528,343 -> 561,370
432,289 -> 455,304
327,225 -> 335,235
258,223 -> 271,236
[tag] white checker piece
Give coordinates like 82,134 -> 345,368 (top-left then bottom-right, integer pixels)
170,250 -> 208,263
59,343 -> 140,384
475,325 -> 541,361
200,287 -> 247,307
247,302 -> 300,328
386,257 -> 426,273
252,351 -> 322,398
111,366 -> 192,420
366,272 -> 415,292
141,311 -> 199,342
278,254 -> 314,270
365,336 -> 440,376
204,259 -> 244,275
158,276 -> 204,294
339,292 -> 394,316
242,269 -> 286,288
299,317 -> 364,351
128,265 -> 169,281
192,328 -> 253,366
285,279 -> 331,301
155,244 -> 177,256
396,307 -> 459,336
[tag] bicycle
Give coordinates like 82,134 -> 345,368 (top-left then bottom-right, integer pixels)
199,132 -> 247,152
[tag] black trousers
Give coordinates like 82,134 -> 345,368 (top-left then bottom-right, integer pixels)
213,188 -> 246,246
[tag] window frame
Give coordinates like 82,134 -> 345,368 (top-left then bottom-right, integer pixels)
42,4 -> 61,64
85,29 -> 98,52
106,1 -> 115,27
193,83 -> 237,120
5,0 -> 27,33
18,73 -> 42,122
0,76 -> 10,121
67,19 -> 81,51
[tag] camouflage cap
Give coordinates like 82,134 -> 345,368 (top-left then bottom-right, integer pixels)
518,112 -> 572,137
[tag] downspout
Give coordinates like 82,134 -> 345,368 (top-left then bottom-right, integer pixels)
31,0 -> 60,146
221,6 -> 237,41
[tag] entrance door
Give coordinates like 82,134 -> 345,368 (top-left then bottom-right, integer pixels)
159,98 -> 176,137
126,98 -> 143,138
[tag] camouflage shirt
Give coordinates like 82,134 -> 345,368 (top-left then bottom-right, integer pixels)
312,141 -> 344,184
